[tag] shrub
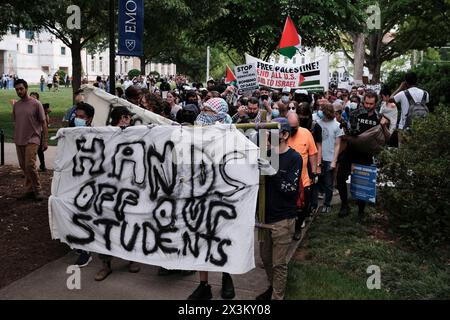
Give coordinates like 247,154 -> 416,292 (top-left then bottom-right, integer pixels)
384,61 -> 450,110
57,70 -> 66,85
128,69 -> 141,79
378,105 -> 450,248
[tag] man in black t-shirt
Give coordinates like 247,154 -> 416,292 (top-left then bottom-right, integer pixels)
337,91 -> 388,219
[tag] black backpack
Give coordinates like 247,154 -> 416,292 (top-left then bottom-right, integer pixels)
404,90 -> 429,128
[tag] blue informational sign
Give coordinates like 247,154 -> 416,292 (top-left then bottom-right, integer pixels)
350,164 -> 377,203
118,0 -> 144,57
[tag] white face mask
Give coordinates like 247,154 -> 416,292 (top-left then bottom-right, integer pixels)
281,96 -> 290,104
349,102 -> 358,110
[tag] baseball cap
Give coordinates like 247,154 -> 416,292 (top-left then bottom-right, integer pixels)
272,117 -> 291,133
295,89 -> 308,95
282,87 -> 291,94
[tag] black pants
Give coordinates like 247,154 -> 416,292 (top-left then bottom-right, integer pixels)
336,148 -> 373,213
37,136 -> 46,169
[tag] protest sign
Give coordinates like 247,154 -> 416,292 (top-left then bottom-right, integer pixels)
245,54 -> 329,92
49,125 -> 259,274
81,85 -> 173,127
350,164 -> 377,203
234,63 -> 259,93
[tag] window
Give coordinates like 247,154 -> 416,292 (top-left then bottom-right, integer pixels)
91,59 -> 95,72
10,27 -> 20,37
99,57 -> 103,73
61,47 -> 66,55
16,44 -> 19,52
27,45 -> 33,54
25,30 -> 34,40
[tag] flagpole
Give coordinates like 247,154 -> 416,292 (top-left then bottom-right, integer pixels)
109,0 -> 116,95
206,46 -> 210,84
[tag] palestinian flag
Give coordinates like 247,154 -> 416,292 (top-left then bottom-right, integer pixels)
278,16 -> 301,59
225,65 -> 237,84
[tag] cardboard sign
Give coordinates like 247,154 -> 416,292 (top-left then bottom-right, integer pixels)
234,63 -> 259,93
350,164 -> 377,203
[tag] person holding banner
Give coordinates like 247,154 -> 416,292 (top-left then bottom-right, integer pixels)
94,106 -> 141,281
257,117 -> 302,300
188,98 -> 236,300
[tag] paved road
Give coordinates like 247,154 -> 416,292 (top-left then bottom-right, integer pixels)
2,143 -> 57,169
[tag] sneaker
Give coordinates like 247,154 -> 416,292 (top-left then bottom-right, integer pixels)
74,251 -> 92,268
338,205 -> 350,218
321,206 -> 331,214
221,273 -> 235,299
128,261 -> 140,273
188,283 -> 212,300
256,286 -> 273,300
95,263 -> 112,281
318,193 -> 324,200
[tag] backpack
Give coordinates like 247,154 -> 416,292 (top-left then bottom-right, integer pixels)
404,90 -> 429,128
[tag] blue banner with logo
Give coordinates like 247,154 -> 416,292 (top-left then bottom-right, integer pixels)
118,0 -> 144,57
350,164 -> 377,203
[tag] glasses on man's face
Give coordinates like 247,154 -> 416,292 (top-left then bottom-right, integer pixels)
289,106 -> 296,111
122,115 -> 131,120
335,110 -> 342,115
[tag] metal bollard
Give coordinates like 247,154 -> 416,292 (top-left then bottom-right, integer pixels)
0,129 -> 4,166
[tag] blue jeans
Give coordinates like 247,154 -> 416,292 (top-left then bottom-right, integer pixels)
312,161 -> 334,207
40,83 -> 45,92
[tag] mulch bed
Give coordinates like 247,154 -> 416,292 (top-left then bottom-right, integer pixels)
0,165 -> 69,289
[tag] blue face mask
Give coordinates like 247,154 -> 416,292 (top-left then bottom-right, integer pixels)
317,110 -> 324,119
272,109 -> 280,118
74,118 -> 87,127
281,96 -> 290,104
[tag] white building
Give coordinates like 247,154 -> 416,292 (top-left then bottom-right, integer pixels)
0,28 -> 176,84
0,28 -> 72,82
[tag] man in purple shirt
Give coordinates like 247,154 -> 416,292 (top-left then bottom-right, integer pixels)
12,79 -> 48,201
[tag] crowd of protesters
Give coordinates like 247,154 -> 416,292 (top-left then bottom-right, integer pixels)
10,70 -> 429,300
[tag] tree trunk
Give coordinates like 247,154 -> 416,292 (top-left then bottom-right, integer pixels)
368,61 -> 382,84
352,33 -> 365,85
71,40 -> 82,102
140,56 -> 146,75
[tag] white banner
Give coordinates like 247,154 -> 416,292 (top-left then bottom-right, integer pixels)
245,54 -> 329,92
81,85 -> 174,127
49,125 -> 259,274
234,63 -> 259,93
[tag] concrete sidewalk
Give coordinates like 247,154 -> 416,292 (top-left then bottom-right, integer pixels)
2,142 -> 57,169
0,239 -> 274,300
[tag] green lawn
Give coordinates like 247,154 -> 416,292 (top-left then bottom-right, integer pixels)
285,205 -> 450,299
0,86 -> 73,145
